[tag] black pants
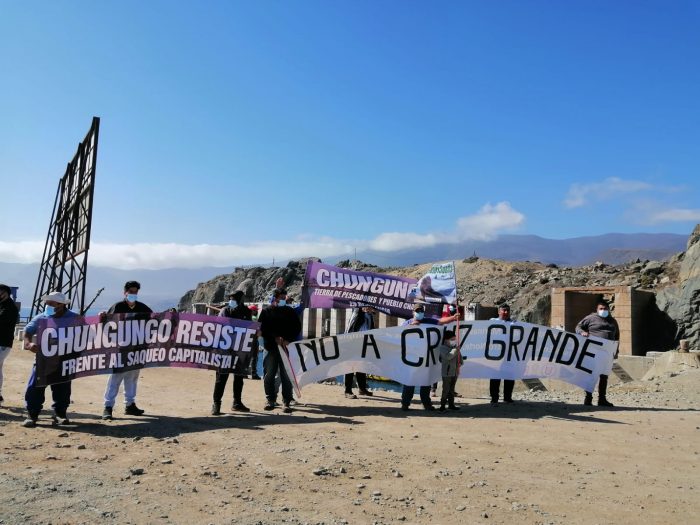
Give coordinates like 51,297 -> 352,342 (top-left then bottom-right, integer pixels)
213,372 -> 244,404
489,379 -> 514,402
344,372 -> 368,393
586,374 -> 608,398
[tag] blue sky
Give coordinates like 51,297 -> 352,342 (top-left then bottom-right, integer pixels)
0,1 -> 698,269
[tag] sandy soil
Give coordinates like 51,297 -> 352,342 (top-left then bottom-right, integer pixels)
1,342 -> 698,525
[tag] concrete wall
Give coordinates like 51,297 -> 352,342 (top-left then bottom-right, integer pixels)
551,286 -> 658,356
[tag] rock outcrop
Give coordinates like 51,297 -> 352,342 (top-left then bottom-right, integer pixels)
657,224 -> 700,350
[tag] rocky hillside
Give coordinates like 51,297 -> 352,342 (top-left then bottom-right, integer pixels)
179,226 -> 699,351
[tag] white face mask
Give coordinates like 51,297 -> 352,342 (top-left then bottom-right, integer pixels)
597,309 -> 609,318
229,300 -> 238,308
414,311 -> 425,321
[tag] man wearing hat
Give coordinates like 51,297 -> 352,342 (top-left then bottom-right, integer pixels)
22,291 -> 78,427
102,280 -> 152,420
211,290 -> 253,415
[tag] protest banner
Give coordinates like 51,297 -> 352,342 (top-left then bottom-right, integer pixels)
408,261 -> 457,305
280,320 -> 617,396
301,261 -> 441,318
33,312 -> 259,386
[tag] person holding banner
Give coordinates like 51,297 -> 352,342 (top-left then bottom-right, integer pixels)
212,291 -> 253,415
343,306 -> 376,399
489,304 -> 517,406
22,291 -> 78,427
258,289 -> 301,413
576,300 -> 619,407
0,284 -> 19,407
248,304 -> 261,380
401,304 -> 460,411
102,281 -> 152,420
439,330 -> 461,411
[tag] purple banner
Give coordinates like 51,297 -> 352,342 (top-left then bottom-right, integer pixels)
33,312 -> 259,386
301,262 -> 440,319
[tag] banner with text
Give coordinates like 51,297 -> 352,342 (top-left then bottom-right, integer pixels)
33,312 -> 259,386
301,262 -> 440,318
409,261 -> 457,305
280,321 -> 616,395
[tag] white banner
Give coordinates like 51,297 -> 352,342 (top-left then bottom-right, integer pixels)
408,261 -> 457,304
280,321 -> 617,395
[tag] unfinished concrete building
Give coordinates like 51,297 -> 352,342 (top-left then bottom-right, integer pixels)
551,286 -> 659,356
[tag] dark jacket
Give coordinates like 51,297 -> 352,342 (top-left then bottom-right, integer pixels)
0,297 -> 19,347
219,304 -> 252,321
258,305 -> 302,350
108,300 -> 153,315
345,308 -> 375,333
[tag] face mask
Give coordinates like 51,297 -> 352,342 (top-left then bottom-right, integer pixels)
126,294 -> 138,303
229,300 -> 238,308
45,305 -> 56,316
277,299 -> 287,307
597,309 -> 609,318
449,306 -> 456,315
414,312 -> 425,321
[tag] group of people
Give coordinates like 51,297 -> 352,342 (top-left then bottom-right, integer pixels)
0,279 -> 620,427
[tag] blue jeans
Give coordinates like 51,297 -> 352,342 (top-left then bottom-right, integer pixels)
25,365 -> 71,418
263,349 -> 293,404
401,385 -> 432,407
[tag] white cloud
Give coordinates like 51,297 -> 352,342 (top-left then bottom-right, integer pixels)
645,208 -> 700,224
563,177 -> 653,208
0,202 -> 525,269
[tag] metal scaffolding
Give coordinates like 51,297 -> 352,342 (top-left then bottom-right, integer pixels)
30,117 -> 100,317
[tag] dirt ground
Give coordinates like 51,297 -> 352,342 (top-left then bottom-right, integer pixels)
1,342 -> 698,525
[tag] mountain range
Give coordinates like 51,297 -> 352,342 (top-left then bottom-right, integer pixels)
1,232 -> 687,312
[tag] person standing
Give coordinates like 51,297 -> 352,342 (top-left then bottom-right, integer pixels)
439,330 -> 461,411
401,304 -> 460,411
22,291 -> 78,427
0,284 -> 19,406
343,306 -> 376,399
212,291 -> 253,415
258,289 -> 301,413
248,304 -> 261,380
489,304 -> 516,405
102,281 -> 152,420
576,299 -> 619,407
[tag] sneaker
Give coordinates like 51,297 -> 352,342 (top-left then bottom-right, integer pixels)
598,398 -> 614,407
504,398 -> 515,404
400,404 -> 410,411
264,402 -> 275,411
251,374 -> 261,380
102,406 -> 113,420
358,390 -> 373,397
211,403 -> 222,416
438,405 -> 446,412
125,403 -> 145,416
344,392 -> 357,399
423,404 -> 436,411
232,402 -> 250,413
22,417 -> 37,428
583,394 -> 593,406
53,415 -> 70,425
490,400 -> 499,406
448,405 -> 460,411
282,403 -> 293,414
